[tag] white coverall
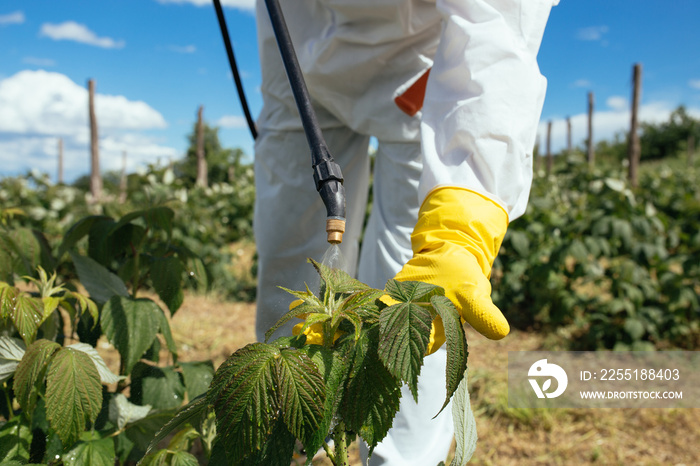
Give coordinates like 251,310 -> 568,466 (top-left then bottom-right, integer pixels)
253,0 -> 557,464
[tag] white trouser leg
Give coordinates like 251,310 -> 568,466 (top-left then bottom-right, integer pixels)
357,141 -> 454,466
357,141 -> 422,290
253,127 -> 370,342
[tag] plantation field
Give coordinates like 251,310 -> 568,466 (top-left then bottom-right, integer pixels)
117,286 -> 698,465
1,142 -> 698,464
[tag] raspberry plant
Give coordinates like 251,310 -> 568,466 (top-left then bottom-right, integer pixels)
151,259 -> 476,466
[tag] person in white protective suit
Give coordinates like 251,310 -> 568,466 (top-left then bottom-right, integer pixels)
253,0 -> 558,464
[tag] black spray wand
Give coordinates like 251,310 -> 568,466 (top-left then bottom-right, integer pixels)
263,0 -> 346,244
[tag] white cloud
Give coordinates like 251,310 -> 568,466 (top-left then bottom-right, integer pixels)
216,115 -> 247,129
538,101 -> 700,155
0,11 -> 25,26
572,79 -> 592,89
0,70 -> 175,181
576,26 -> 609,41
168,44 -> 197,54
22,57 -> 57,67
606,96 -> 628,111
155,0 -> 255,11
40,21 -> 125,49
689,79 -> 700,90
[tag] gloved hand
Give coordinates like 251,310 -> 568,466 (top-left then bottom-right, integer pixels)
293,187 -> 509,351
394,187 -> 510,354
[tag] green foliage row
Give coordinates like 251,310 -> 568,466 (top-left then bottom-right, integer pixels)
493,156 -> 700,350
0,160 -> 256,301
1,205 -> 215,465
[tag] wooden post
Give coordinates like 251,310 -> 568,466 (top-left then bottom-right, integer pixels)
688,134 -> 695,168
57,137 -> 64,185
628,64 -> 642,188
88,79 -> 102,200
119,151 -> 128,203
196,105 -> 208,188
587,92 -> 595,168
566,116 -> 572,154
546,120 -> 553,175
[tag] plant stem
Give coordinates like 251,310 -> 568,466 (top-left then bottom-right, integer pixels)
130,242 -> 140,298
333,423 -> 350,466
3,383 -> 14,419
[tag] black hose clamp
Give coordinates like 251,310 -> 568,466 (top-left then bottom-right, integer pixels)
312,158 -> 344,192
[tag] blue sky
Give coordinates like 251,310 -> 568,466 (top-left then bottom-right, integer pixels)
1,0 -> 700,182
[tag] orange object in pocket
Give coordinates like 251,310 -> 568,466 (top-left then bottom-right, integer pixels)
394,68 -> 431,116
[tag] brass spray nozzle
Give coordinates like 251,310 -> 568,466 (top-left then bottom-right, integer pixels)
326,218 -> 345,244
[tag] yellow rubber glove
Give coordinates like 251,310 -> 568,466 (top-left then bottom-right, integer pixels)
290,300 -> 343,345
394,187 -> 510,354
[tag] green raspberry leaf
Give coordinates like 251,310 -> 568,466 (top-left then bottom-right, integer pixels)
101,296 -> 162,374
45,347 -> 103,447
309,258 -> 370,296
275,347 -> 325,445
384,279 -> 444,304
378,302 -> 432,400
339,327 -> 401,451
207,343 -> 279,464
62,433 -> 116,466
431,295 -> 468,415
13,338 -> 61,414
150,256 -> 185,316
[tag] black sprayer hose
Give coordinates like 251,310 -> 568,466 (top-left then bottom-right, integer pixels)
263,0 -> 346,224
212,0 -> 258,140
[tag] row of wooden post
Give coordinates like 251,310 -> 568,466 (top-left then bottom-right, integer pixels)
537,63 -> 646,187
63,63 -> 692,198
56,79 -> 209,200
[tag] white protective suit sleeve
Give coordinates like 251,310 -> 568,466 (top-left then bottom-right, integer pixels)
420,0 -> 559,220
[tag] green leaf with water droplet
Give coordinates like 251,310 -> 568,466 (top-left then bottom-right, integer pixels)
179,361 -> 214,400
101,296 -> 162,374
67,342 -> 124,385
378,301 -> 432,401
13,338 -> 61,414
0,282 -> 19,320
0,417 -> 32,462
130,363 -> 186,410
45,347 -> 103,447
150,256 -> 185,316
238,416 -> 296,466
10,293 -> 44,345
430,295 -> 468,415
207,343 -> 279,464
62,433 -> 115,466
144,395 -> 208,459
